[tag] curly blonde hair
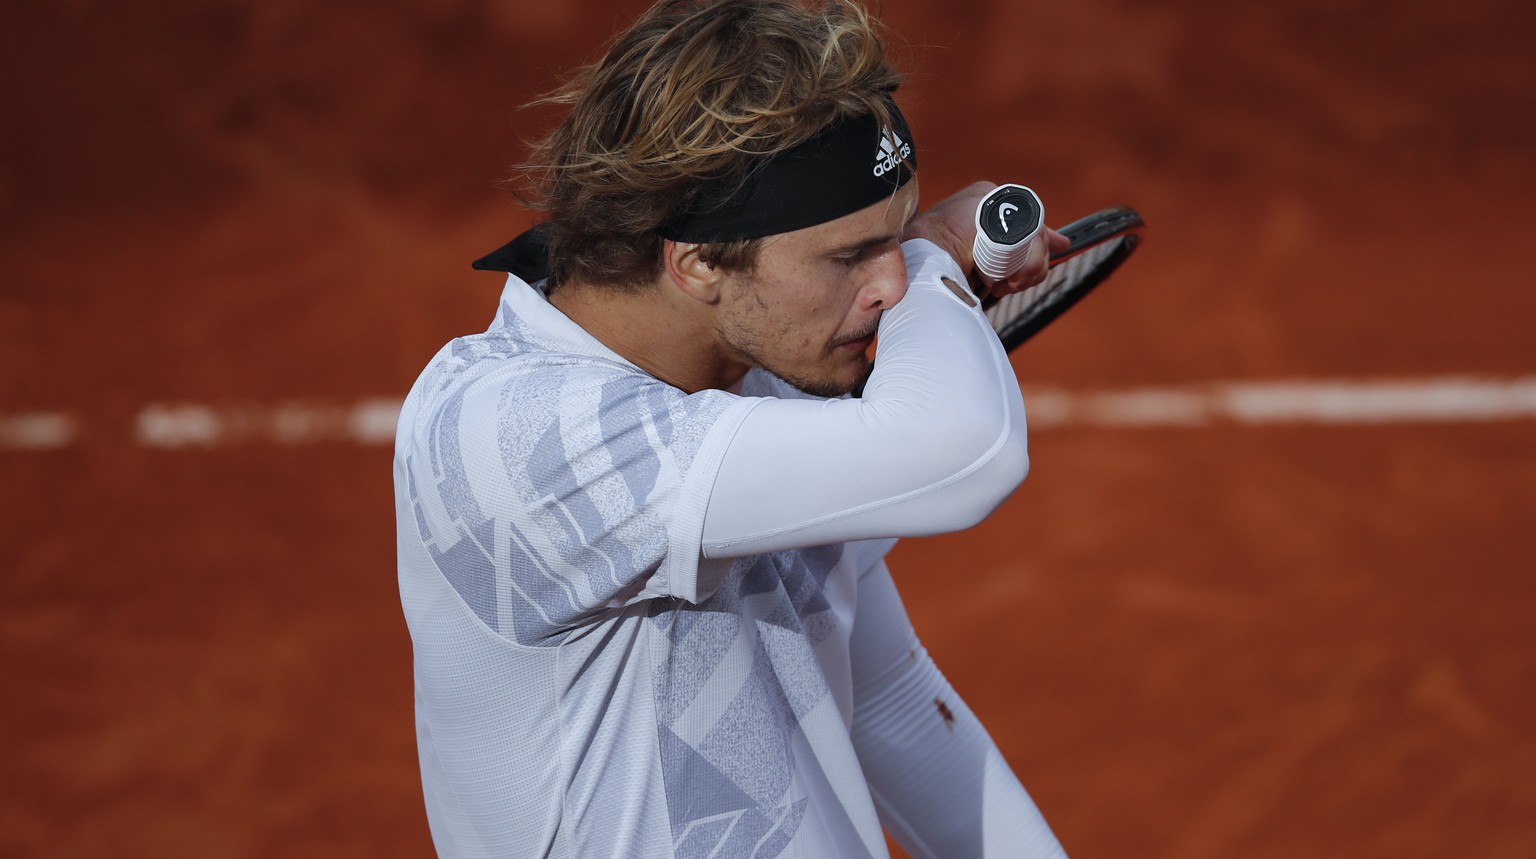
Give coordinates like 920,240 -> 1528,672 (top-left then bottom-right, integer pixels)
519,0 -> 906,289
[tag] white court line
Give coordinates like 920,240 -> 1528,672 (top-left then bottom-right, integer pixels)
4,378 -> 1536,450
133,398 -> 403,448
0,412 -> 77,449
1021,376 -> 1536,429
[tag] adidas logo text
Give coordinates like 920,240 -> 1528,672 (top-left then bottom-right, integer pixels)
873,132 -> 912,177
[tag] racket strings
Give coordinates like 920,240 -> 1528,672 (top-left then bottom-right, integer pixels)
984,238 -> 1124,339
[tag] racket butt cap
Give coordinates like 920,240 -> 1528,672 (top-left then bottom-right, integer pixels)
973,184 -> 1044,281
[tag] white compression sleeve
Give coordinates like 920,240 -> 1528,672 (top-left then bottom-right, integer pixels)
849,563 -> 1068,859
700,239 -> 1028,558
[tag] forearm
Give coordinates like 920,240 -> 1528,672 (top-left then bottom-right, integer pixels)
853,649 -> 1066,859
848,565 -> 1066,859
700,239 -> 1028,558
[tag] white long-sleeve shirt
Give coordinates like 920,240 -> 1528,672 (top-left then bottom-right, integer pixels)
393,239 -> 1065,858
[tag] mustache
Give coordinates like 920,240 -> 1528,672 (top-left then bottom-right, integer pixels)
831,318 -> 881,348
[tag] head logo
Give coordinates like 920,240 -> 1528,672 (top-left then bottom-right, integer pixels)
873,130 -> 912,178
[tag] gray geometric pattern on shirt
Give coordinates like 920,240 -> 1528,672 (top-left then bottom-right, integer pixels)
641,369 -> 857,855
654,543 -> 848,854
660,724 -> 814,858
410,325 -> 732,646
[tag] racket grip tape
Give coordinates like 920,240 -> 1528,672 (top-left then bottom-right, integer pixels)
972,184 -> 1045,282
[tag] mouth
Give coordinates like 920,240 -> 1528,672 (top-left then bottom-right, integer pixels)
832,320 -> 880,355
833,332 -> 877,356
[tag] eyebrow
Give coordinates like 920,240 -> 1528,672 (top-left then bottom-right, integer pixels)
825,209 -> 919,257
826,233 -> 901,257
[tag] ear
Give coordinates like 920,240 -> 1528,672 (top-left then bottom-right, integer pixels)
662,240 -> 725,304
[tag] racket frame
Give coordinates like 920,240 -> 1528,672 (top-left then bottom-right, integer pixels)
982,206 -> 1145,351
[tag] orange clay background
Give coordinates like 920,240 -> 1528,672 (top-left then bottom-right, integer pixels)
3,1 -> 1535,856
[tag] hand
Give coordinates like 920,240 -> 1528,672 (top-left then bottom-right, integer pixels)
982,225 -> 1070,300
904,181 -> 1071,300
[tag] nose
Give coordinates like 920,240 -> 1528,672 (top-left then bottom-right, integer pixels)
861,246 -> 909,310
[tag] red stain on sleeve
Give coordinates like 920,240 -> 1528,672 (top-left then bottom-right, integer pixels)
933,698 -> 955,732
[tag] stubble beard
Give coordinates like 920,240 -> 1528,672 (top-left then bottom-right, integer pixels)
732,322 -> 878,399
778,356 -> 870,399
720,273 -> 876,399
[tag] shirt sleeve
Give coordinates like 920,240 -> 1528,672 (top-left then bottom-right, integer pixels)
398,352 -> 760,645
848,562 -> 1068,859
700,239 -> 1029,559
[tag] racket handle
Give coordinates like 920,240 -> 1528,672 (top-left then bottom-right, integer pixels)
972,184 -> 1045,282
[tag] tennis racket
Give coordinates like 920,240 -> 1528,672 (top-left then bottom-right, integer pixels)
981,206 -> 1145,352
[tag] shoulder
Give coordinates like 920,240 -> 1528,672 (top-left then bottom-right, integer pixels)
405,340 -> 750,483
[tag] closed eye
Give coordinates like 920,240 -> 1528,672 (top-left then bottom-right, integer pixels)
829,240 -> 898,269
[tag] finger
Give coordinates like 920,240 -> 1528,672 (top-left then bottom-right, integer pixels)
1045,227 -> 1071,255
1016,232 -> 1052,286
984,232 -> 1051,295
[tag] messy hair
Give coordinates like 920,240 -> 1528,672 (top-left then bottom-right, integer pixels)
518,0 -> 906,289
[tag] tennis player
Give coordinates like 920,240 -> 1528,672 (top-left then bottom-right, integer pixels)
393,1 -> 1068,856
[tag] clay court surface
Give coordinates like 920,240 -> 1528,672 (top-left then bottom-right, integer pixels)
3,1 -> 1534,856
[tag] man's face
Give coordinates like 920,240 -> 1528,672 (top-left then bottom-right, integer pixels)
715,180 -> 919,397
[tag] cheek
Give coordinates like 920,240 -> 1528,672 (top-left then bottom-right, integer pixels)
772,284 -> 835,348
746,263 -> 851,352
799,293 -> 842,348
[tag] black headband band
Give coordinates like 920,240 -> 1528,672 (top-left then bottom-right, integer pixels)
658,97 -> 918,243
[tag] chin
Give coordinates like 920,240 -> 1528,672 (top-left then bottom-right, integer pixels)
772,356 -> 869,399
